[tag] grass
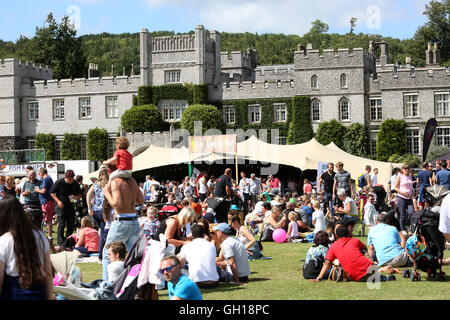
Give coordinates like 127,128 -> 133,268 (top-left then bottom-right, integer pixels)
76,224 -> 450,300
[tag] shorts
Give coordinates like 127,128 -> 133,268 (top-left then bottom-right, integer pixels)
42,200 -> 56,223
381,250 -> 410,268
109,169 -> 132,180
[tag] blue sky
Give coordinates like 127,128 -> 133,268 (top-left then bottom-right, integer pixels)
0,0 -> 431,42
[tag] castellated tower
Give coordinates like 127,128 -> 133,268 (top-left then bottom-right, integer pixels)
140,25 -> 222,86
0,59 -> 52,149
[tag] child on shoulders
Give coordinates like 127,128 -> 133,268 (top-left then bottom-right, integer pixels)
102,137 -> 133,180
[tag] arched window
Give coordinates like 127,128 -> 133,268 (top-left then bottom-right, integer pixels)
340,74 -> 348,88
311,99 -> 320,121
311,75 -> 318,90
339,98 -> 350,121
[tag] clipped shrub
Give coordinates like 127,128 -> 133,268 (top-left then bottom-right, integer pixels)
121,105 -> 165,133
388,154 -> 421,168
35,133 -> 56,160
181,104 -> 226,135
87,128 -> 108,161
376,119 -> 407,162
316,119 -> 348,149
342,123 -> 369,157
287,96 -> 313,144
61,133 -> 82,160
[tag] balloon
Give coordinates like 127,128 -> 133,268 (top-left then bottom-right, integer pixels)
272,228 -> 287,243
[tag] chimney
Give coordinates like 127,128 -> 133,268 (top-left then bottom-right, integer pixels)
405,57 -> 411,68
88,63 -> 99,78
379,40 -> 389,68
433,43 -> 440,66
426,42 -> 433,66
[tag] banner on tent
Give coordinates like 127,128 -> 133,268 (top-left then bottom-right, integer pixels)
316,162 -> 328,189
189,134 -> 237,154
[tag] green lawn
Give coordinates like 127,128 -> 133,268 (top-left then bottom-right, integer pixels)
77,231 -> 450,300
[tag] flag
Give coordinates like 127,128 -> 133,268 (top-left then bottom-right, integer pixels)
423,118 -> 437,163
188,164 -> 201,197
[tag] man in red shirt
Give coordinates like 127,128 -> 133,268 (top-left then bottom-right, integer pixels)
268,175 -> 281,196
310,225 -> 373,282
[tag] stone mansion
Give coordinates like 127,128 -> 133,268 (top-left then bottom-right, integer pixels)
0,25 -> 449,159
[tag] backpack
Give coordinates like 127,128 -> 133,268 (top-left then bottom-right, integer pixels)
358,173 -> 369,188
302,255 -> 325,279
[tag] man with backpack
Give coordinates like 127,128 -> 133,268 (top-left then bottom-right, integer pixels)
357,165 -> 372,191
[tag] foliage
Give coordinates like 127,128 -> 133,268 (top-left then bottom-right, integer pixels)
316,119 -> 348,149
87,128 -> 108,161
426,144 -> 450,162
137,84 -> 208,106
376,119 -> 407,162
287,96 -> 313,144
388,154 -> 421,168
61,133 -> 82,160
121,105 -> 165,133
4,3 -> 449,75
35,133 -> 56,161
342,123 -> 369,157
180,104 -> 226,135
16,13 -> 87,79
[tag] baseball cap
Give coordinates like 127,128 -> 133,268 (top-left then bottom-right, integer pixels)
213,222 -> 232,234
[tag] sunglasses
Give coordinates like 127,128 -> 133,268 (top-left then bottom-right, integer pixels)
159,265 -> 176,274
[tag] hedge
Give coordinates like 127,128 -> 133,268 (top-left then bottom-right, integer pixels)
121,105 -> 165,133
287,96 -> 313,144
35,133 -> 56,161
61,133 -> 82,160
87,128 -> 108,161
180,104 -> 226,135
376,119 -> 407,162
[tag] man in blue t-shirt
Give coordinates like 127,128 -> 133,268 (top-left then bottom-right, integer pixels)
435,161 -> 450,191
417,162 -> 433,209
160,256 -> 203,300
34,167 -> 55,240
367,213 -> 410,268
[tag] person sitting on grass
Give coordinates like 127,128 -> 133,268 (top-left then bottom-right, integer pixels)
106,241 -> 126,283
230,216 -> 263,259
74,216 -> 100,257
310,225 -> 396,282
367,213 -> 410,272
214,223 -> 250,285
160,255 -> 203,300
286,211 -> 299,241
303,231 -> 331,279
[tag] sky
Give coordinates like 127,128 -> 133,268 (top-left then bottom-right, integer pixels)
0,0 -> 432,42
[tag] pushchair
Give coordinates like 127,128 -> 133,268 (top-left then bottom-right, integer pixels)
403,185 -> 448,282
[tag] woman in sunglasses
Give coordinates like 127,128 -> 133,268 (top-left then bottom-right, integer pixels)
394,163 -> 415,233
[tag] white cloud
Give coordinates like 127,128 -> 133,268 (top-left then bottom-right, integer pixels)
145,0 -> 426,36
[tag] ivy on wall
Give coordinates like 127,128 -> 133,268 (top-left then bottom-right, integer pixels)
61,133 -> 82,160
137,84 -> 208,106
87,128 -> 108,161
36,133 -> 56,160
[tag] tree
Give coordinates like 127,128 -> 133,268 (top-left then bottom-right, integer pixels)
342,123 -> 369,157
349,17 -> 358,35
316,119 -> 348,149
181,105 -> 226,135
28,13 -> 87,79
121,105 -> 165,133
376,119 -> 407,162
303,19 -> 330,50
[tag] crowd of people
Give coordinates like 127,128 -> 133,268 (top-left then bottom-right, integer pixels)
0,136 -> 449,300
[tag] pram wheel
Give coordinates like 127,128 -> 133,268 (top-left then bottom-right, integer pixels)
402,269 -> 410,278
436,272 -> 446,281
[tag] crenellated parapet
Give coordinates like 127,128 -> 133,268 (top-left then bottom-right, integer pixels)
151,34 -> 196,52
375,66 -> 450,89
0,58 -> 53,80
294,47 -> 376,72
22,75 -> 141,96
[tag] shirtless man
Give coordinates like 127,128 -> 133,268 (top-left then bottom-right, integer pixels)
101,164 -> 145,281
